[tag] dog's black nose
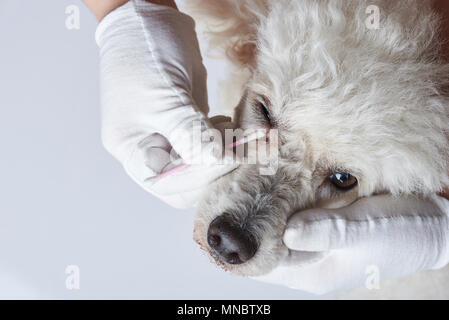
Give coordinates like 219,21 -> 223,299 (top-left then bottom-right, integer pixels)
207,215 -> 258,264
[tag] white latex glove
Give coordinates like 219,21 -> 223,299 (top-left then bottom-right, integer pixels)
96,0 -> 236,208
254,194 -> 449,294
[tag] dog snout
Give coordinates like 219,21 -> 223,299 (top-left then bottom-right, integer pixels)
207,215 -> 259,265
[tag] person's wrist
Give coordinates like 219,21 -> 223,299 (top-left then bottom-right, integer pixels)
84,0 -> 129,21
144,0 -> 177,10
85,0 -> 178,22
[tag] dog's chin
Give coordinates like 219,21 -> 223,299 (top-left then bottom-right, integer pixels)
193,218 -> 288,277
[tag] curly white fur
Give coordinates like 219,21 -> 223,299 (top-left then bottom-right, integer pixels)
186,0 -> 449,296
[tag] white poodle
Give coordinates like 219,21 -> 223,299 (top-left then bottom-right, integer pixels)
185,0 -> 449,296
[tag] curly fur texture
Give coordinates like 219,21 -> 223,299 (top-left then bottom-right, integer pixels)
187,0 -> 449,288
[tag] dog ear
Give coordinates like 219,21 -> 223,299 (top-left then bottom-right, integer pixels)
185,0 -> 268,68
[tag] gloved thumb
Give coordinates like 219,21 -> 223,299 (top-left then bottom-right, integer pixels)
283,194 -> 449,253
167,116 -> 224,165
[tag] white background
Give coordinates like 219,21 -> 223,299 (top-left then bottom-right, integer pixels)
0,0 -> 320,299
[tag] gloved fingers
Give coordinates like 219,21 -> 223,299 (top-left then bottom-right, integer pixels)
137,133 -> 180,174
255,196 -> 449,294
145,147 -> 176,174
284,194 -> 449,252
124,127 -> 238,196
166,116 -> 245,167
250,250 -> 327,283
143,162 -> 238,196
125,138 -> 237,208
281,250 -> 329,267
124,132 -> 237,208
122,132 -> 181,192
251,250 -> 331,294
283,208 -> 356,252
166,116 -> 226,166
141,119 -> 234,174
209,115 -> 233,127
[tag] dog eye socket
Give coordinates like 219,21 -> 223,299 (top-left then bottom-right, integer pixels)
258,101 -> 271,123
329,172 -> 358,190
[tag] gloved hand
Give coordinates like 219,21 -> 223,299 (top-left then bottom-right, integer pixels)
253,194 -> 449,294
95,0 -> 237,208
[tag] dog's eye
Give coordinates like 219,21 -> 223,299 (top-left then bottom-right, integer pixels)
329,172 -> 358,190
258,101 -> 271,123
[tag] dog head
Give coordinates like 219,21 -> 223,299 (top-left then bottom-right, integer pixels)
193,0 -> 449,276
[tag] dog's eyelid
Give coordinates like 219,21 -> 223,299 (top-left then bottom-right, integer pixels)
257,95 -> 271,108
254,94 -> 274,125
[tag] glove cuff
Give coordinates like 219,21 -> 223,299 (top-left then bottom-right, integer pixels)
96,0 -> 195,47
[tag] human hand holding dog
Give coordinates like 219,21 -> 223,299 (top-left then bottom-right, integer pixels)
248,1 -> 449,293
93,0 -> 237,208
254,194 -> 449,294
